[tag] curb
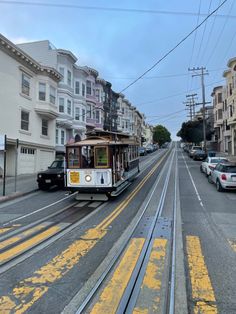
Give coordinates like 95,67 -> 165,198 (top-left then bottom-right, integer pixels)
0,189 -> 39,204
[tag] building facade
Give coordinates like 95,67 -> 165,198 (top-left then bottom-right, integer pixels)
0,34 -> 61,175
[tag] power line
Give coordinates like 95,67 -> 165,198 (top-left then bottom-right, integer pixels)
137,79 -> 224,107
0,0 -> 234,18
206,0 -> 235,66
200,0 -> 222,63
146,109 -> 186,119
195,0 -> 213,64
119,0 -> 228,93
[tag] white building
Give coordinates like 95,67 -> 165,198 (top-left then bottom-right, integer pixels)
0,34 -> 61,175
18,40 -> 87,156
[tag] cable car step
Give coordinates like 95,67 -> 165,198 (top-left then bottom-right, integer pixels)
75,193 -> 108,202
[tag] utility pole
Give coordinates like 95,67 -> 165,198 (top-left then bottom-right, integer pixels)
184,100 -> 193,121
188,67 -> 209,152
186,93 -> 198,120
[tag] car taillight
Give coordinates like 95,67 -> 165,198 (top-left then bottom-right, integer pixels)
221,174 -> 227,180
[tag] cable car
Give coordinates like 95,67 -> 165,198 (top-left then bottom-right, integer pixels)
65,132 -> 140,201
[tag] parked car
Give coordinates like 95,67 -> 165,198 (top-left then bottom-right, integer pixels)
208,161 -> 236,192
146,144 -> 154,153
139,147 -> 147,156
37,159 -> 65,190
189,146 -> 202,158
192,149 -> 207,161
200,157 -> 229,176
184,144 -> 192,153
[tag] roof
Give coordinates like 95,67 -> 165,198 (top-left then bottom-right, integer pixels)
66,136 -> 138,147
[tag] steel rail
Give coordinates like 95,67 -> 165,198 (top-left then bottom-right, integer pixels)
75,147 -> 174,314
123,148 -> 176,313
168,143 -> 178,314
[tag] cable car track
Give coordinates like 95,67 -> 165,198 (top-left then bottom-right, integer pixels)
73,147 -> 178,313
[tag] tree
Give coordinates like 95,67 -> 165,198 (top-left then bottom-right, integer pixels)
153,125 -> 171,146
177,120 -> 213,143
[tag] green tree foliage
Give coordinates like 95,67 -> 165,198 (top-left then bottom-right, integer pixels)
153,125 -> 171,146
177,120 -> 213,143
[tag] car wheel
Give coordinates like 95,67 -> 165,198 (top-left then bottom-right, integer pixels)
216,180 -> 224,192
208,175 -> 213,184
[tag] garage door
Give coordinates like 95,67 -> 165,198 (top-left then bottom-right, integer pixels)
39,150 -> 55,171
18,147 -> 36,174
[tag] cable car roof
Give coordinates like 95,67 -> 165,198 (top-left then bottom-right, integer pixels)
66,136 -> 138,147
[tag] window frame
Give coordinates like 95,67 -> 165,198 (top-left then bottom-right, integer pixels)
49,85 -> 56,104
21,72 -> 30,96
21,110 -> 29,131
94,146 -> 109,168
42,119 -> 48,136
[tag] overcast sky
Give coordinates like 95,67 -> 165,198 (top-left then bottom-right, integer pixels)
1,0 -> 235,139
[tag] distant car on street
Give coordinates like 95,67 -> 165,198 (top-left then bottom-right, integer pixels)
192,149 -> 207,161
189,146 -> 202,158
37,159 -> 65,190
208,161 -> 236,192
200,157 -> 229,176
146,144 -> 154,153
139,147 -> 147,156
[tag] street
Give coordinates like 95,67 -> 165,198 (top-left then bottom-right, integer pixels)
0,145 -> 235,313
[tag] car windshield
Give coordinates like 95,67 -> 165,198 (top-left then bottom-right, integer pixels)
49,160 -> 64,169
222,166 -> 236,173
210,158 -> 228,164
192,146 -> 201,150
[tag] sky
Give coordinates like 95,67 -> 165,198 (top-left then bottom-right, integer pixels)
1,0 -> 236,139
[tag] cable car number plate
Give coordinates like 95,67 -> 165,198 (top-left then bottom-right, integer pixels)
70,171 -> 80,184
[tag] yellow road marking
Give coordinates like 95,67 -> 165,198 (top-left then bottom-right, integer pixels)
0,225 -> 61,263
186,236 -> 217,314
90,238 -> 145,314
133,238 -> 168,314
0,227 -> 13,234
0,152 -> 169,313
0,224 -> 47,251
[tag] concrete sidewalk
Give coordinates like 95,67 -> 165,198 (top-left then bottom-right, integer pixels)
0,174 -> 38,203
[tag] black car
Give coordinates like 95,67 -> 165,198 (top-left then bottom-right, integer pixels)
138,147 -> 147,156
192,149 -> 207,161
37,159 -> 65,190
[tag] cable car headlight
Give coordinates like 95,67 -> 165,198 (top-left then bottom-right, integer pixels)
85,175 -> 92,182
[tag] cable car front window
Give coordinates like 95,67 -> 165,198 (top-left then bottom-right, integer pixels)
95,146 -> 109,168
67,147 -> 80,168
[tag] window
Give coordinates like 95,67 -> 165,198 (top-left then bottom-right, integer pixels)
75,107 -> 80,120
95,89 -> 100,102
20,147 -> 35,154
218,109 -> 223,120
21,73 -> 30,96
95,147 -> 109,168
59,67 -> 64,82
87,104 -> 92,118
42,119 -> 48,136
75,81 -> 80,94
122,107 -> 125,114
95,110 -> 100,123
59,98 -> 64,113
67,99 -> 72,115
82,108 -> 86,122
50,86 -> 56,104
82,83 -> 85,97
61,130 -> 65,145
39,83 -> 46,101
67,147 -> 80,168
217,93 -> 222,103
21,111 -> 29,131
56,129 -> 59,144
86,80 -> 92,95
67,70 -> 72,86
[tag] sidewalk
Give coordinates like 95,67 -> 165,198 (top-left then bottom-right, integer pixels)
0,174 -> 38,203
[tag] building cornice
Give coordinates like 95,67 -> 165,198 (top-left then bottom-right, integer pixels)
0,33 -> 62,82
227,57 -> 236,69
223,69 -> 231,77
83,66 -> 99,78
57,49 -> 77,63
